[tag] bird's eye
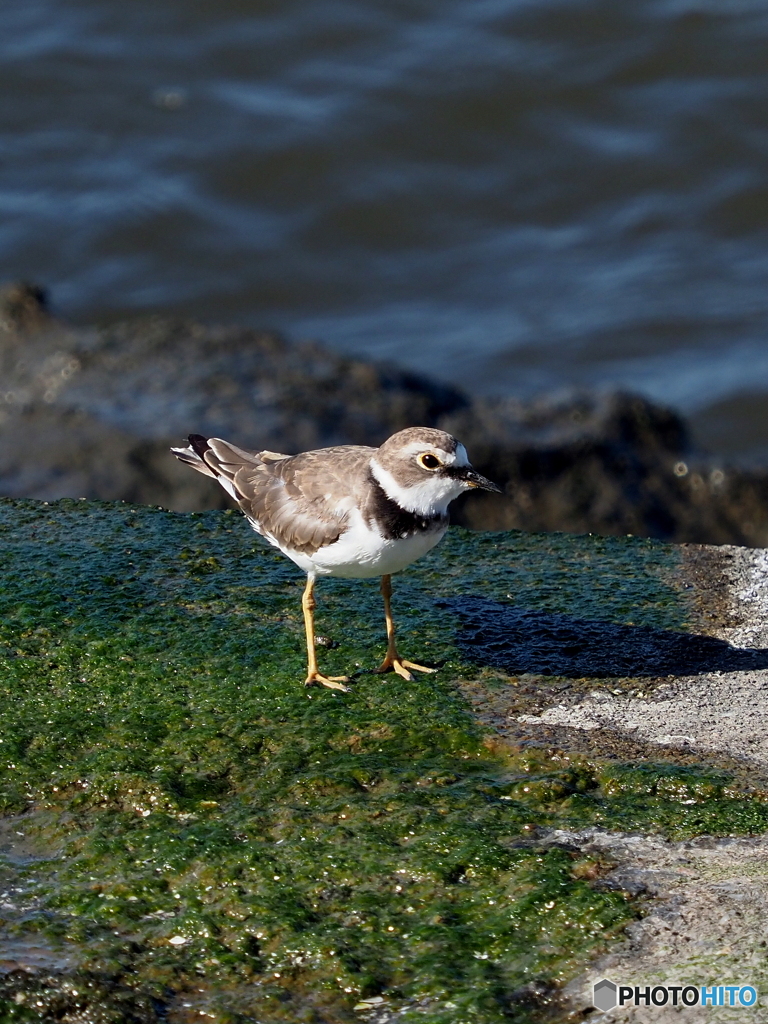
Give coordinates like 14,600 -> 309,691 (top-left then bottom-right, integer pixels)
418,452 -> 441,470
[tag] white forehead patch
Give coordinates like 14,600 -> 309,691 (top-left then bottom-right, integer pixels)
454,443 -> 470,468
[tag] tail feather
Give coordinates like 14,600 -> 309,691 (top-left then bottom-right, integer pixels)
188,433 -> 212,461
207,437 -> 279,467
171,434 -> 289,501
170,437 -> 217,480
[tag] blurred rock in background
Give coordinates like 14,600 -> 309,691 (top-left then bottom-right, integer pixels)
2,282 -> 767,546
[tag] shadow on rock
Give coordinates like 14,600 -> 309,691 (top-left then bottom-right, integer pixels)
439,596 -> 768,677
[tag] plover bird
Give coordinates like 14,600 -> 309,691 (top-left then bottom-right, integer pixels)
171,427 -> 499,691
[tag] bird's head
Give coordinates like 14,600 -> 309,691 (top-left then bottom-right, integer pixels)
371,427 -> 501,516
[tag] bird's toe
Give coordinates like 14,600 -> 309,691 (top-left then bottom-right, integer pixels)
304,672 -> 350,692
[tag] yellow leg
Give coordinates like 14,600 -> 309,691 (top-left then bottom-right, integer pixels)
302,575 -> 349,691
374,574 -> 437,682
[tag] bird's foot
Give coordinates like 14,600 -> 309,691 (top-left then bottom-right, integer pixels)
374,654 -> 437,682
304,671 -> 350,692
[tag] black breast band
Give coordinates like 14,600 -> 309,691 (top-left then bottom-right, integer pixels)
365,471 -> 447,540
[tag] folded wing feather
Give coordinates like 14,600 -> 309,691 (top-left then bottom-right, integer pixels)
171,435 -> 375,556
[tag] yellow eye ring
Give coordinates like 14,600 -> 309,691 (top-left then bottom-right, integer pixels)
418,452 -> 441,470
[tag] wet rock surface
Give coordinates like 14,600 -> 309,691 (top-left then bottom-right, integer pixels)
451,538 -> 768,1020
471,543 -> 768,775
556,829 -> 768,1023
2,503 -> 768,1018
5,282 -> 768,545
2,504 -> 664,1024
0,818 -> 72,979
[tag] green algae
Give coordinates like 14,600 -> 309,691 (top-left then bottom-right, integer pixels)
0,499 -> 764,1022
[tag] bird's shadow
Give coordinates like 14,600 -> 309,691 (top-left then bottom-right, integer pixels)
437,596 -> 768,678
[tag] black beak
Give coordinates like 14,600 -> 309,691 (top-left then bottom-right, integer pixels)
459,467 -> 502,493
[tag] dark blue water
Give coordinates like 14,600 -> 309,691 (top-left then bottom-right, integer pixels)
3,0 -> 768,461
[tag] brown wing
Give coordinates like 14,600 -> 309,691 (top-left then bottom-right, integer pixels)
199,438 -> 375,555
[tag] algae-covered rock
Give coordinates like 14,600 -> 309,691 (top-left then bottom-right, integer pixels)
2,499 -> 768,1020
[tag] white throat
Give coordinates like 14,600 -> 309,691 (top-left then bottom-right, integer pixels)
370,458 -> 467,516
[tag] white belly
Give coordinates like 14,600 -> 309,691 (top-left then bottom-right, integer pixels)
265,509 -> 447,578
